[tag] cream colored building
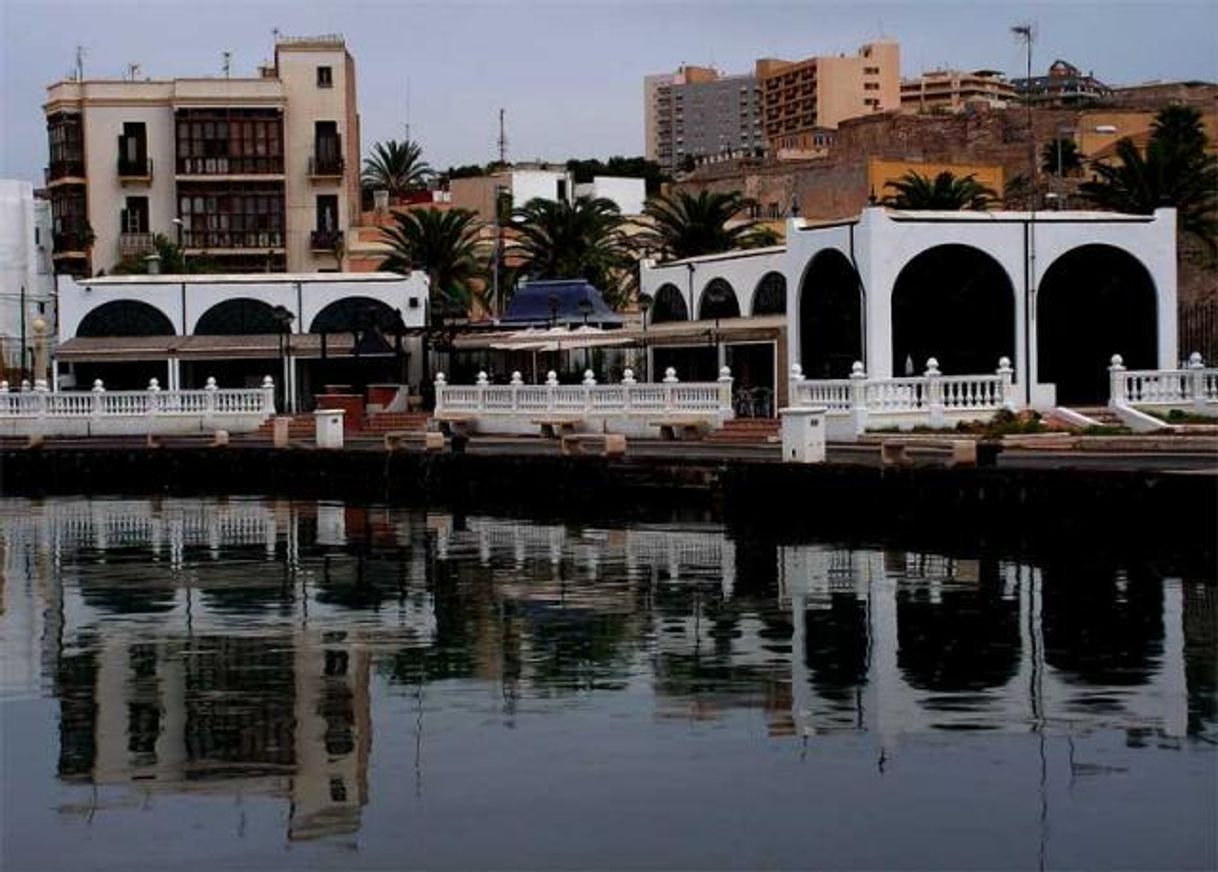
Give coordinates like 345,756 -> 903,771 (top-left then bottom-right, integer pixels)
43,34 -> 360,277
757,41 -> 900,152
900,69 -> 1015,114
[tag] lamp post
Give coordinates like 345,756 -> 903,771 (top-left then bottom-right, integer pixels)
638,293 -> 652,382
271,304 -> 295,412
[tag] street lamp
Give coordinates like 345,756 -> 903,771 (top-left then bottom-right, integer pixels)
637,293 -> 653,382
578,298 -> 593,327
271,304 -> 295,411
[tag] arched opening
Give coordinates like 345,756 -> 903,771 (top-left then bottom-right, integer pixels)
698,278 -> 740,321
77,300 -> 174,337
309,296 -> 402,334
194,298 -> 281,335
649,283 -> 688,324
891,244 -> 1014,376
799,249 -> 862,378
73,300 -> 174,389
1038,245 -> 1157,404
752,272 -> 787,316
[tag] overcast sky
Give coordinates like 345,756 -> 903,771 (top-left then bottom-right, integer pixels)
2,0 -> 1215,184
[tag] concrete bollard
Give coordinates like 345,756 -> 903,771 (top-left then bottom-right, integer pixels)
272,417 -> 291,448
779,406 -> 827,463
211,430 -> 230,447
314,409 -> 345,449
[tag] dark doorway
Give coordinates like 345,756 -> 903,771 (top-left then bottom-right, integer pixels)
752,272 -> 786,316
799,250 -> 862,378
1038,245 -> 1157,404
77,300 -> 174,337
652,346 -> 717,383
726,343 -> 775,417
194,298 -> 280,335
891,245 -> 1014,377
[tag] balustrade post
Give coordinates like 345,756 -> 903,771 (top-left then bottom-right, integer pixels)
662,366 -> 678,413
1108,354 -> 1126,409
1188,352 -> 1206,412
205,377 -> 219,416
925,358 -> 944,427
476,370 -> 488,412
147,377 -> 161,421
33,378 -> 48,424
718,366 -> 733,415
510,371 -> 523,411
622,368 -> 635,413
261,375 -> 275,415
996,356 -> 1016,411
582,370 -> 596,414
546,370 -> 557,412
434,373 -> 447,413
849,361 -> 868,435
91,379 -> 105,420
790,363 -> 805,383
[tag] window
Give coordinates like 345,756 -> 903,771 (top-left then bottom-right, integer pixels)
121,197 -> 149,233
175,108 -> 283,175
315,195 -> 338,231
317,66 -> 333,88
118,122 -> 148,174
177,181 -> 284,248
864,66 -> 880,75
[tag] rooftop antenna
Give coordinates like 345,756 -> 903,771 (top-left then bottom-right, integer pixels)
74,45 -> 85,81
404,78 -> 411,142
222,51 -> 231,78
497,108 -> 508,166
125,62 -> 141,82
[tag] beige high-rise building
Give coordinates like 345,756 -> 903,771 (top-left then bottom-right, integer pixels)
757,41 -> 900,152
43,34 -> 361,277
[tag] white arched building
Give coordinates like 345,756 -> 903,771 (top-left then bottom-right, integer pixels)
53,271 -> 428,410
642,207 -> 1177,408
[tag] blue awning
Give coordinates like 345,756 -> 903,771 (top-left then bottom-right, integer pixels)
501,279 -> 622,327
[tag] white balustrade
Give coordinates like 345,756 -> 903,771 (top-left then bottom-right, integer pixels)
0,377 -> 276,436
1110,351 -> 1218,412
433,369 -> 735,435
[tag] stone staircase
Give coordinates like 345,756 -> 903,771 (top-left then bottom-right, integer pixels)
702,418 -> 781,445
253,415 -> 316,441
1065,406 -> 1126,427
363,411 -> 432,433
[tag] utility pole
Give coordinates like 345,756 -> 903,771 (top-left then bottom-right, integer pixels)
497,108 -> 508,166
222,51 -> 231,78
74,45 -> 85,81
1013,22 -> 1036,406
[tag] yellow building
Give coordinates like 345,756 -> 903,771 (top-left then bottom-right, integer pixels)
757,41 -> 901,152
868,158 -> 1004,204
43,34 -> 361,277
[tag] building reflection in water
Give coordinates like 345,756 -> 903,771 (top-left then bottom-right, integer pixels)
0,496 -> 1213,845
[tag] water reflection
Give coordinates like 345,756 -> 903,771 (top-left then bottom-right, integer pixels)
1,496 -> 1214,861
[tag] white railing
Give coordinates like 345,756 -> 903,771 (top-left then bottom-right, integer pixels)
0,376 -> 276,437
790,357 -> 1015,437
1106,353 -> 1217,430
433,367 -> 734,436
1110,353 -> 1218,409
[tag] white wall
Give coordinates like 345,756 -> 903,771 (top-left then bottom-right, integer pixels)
0,180 -> 57,370
510,170 -> 568,208
641,247 -> 786,321
578,176 -> 647,215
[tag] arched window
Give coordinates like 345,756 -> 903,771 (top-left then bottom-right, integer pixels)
310,297 -> 402,333
194,298 -> 281,335
76,300 -> 175,337
752,272 -> 786,316
699,278 -> 740,320
799,250 -> 862,378
650,283 -> 688,324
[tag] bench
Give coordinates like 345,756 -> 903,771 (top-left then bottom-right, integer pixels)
384,430 -> 446,452
880,441 -> 910,466
433,413 -> 475,438
560,433 -> 628,457
531,416 -> 583,439
881,438 -> 978,468
648,417 -> 708,441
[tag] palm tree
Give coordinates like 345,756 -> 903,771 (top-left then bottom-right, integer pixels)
362,139 -> 432,201
1041,138 -> 1084,176
510,196 -> 632,307
379,208 -> 484,316
882,171 -> 998,210
642,190 -> 758,260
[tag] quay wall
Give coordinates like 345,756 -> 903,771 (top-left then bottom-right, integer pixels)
0,446 -> 1213,572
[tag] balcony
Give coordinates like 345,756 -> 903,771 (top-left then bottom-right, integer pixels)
308,153 -> 345,179
52,226 -> 91,256
118,232 -> 156,257
310,229 -> 343,252
176,156 -> 285,177
181,230 -> 284,251
45,160 -> 86,185
117,156 -> 153,184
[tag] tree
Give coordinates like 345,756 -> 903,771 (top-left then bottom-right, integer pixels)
1042,138 -> 1085,176
882,170 -> 998,210
565,156 -> 670,196
510,196 -> 632,308
379,208 -> 485,317
1080,106 -> 1218,253
641,190 -> 758,260
362,139 -> 432,200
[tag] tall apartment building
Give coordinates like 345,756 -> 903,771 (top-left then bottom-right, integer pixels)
1013,59 -> 1112,107
756,41 -> 901,152
900,69 -> 1015,114
644,66 -> 764,173
43,34 -> 360,277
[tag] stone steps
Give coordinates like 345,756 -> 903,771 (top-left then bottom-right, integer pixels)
704,418 -> 781,445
